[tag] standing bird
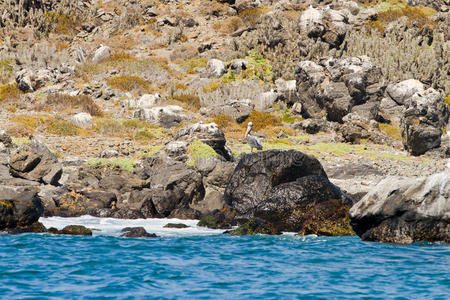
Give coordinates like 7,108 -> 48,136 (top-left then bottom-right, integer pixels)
244,122 -> 263,152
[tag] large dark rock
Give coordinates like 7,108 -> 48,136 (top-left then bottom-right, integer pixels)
255,175 -> 353,234
295,57 -> 385,123
0,186 -> 44,230
350,170 -> 450,244
400,88 -> 449,155
136,157 -> 204,217
224,150 -> 327,215
9,139 -> 63,185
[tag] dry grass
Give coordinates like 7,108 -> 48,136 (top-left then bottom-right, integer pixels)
379,123 -> 402,140
239,7 -> 271,26
0,83 -> 22,103
171,93 -> 201,110
0,59 -> 14,85
5,124 -> 35,138
245,111 -> 282,131
35,93 -> 103,116
107,75 -> 152,94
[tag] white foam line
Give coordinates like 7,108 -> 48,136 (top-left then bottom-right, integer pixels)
39,215 -> 225,237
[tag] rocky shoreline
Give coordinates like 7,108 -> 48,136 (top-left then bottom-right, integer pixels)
0,0 -> 449,244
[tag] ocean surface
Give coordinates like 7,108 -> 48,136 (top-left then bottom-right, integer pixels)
0,216 -> 449,299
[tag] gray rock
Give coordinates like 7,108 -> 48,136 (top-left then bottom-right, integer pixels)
200,99 -> 254,123
70,112 -> 92,129
205,59 -> 226,78
9,139 -> 63,185
386,79 -> 425,106
92,45 -> 111,63
191,158 -> 236,214
400,88 -> 449,155
175,122 -> 233,161
120,93 -> 161,109
295,56 -> 385,122
228,59 -> 248,74
133,105 -> 189,128
350,170 -> 450,244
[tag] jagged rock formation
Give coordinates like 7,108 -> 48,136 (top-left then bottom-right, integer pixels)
350,170 -> 450,244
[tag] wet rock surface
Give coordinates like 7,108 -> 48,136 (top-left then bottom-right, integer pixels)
120,227 -> 157,238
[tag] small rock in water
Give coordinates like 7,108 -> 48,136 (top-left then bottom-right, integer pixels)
164,223 -> 189,229
48,225 -> 93,236
120,227 -> 157,238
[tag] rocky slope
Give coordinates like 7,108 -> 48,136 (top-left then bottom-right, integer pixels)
0,0 -> 449,243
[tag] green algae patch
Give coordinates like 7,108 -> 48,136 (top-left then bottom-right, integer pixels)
227,219 -> 280,236
294,200 -> 354,237
197,215 -> 220,229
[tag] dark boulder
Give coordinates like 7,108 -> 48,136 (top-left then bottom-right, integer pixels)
224,150 -> 327,215
7,221 -> 46,234
224,218 -> 281,235
120,227 -> 157,238
255,175 -> 353,234
0,186 -> 43,230
197,209 -> 236,229
164,223 -> 189,228
50,225 -> 93,236
350,170 -> 450,244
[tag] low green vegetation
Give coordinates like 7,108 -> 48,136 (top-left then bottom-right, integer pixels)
87,158 -> 136,172
221,50 -> 273,83
46,119 -> 80,136
0,59 -> 14,84
187,141 -> 217,166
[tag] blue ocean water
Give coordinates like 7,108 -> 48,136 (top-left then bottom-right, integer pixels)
1,230 -> 449,299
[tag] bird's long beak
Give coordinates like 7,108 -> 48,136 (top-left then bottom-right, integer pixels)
244,125 -> 251,138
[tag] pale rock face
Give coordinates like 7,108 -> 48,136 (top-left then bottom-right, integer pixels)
121,94 -> 161,109
133,105 -> 188,128
92,45 -> 111,63
70,112 -> 92,129
386,79 -> 425,105
350,170 -> 450,244
205,59 -> 226,78
254,90 -> 278,111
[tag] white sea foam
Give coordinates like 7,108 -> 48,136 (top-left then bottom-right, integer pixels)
39,215 -> 225,237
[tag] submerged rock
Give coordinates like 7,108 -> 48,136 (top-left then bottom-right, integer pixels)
225,218 -> 281,236
49,225 -> 93,236
164,223 -> 189,228
350,170 -> 450,244
120,227 -> 157,238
